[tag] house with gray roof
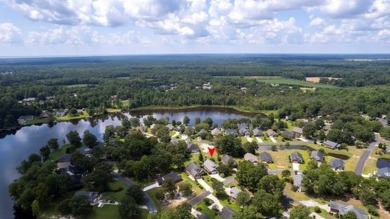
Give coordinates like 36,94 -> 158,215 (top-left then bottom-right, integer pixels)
329,159 -> 344,171
293,174 -> 305,192
259,152 -> 273,163
310,151 -> 324,162
186,141 -> 200,153
156,172 -> 183,185
244,153 -> 259,164
225,129 -> 237,136
78,146 -> 92,156
377,167 -> 390,178
290,152 -> 304,163
17,115 -> 34,124
203,159 -> 218,174
292,127 -> 303,137
185,162 -> 202,179
253,128 -> 263,136
283,130 -> 295,140
74,191 -> 99,204
166,124 -> 174,131
219,206 -> 236,219
221,155 -> 237,167
323,140 -> 340,150
229,187 -> 242,199
266,129 -> 277,137
211,128 -> 221,136
329,201 -> 369,219
239,127 -> 250,136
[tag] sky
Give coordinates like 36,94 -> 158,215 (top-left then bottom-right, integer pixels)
0,0 -> 389,56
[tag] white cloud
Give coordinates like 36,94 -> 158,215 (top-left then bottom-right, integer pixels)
310,17 -> 326,27
320,0 -> 374,18
0,23 -> 22,44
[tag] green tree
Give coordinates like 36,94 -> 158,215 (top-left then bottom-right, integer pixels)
289,205 -> 311,219
236,191 -> 251,207
183,116 -> 190,126
47,138 -> 59,150
162,178 -> 176,199
31,200 -> 40,217
126,185 -> 144,204
236,161 -> 268,192
341,211 -> 358,219
243,141 -> 258,154
258,175 -> 285,199
66,131 -> 82,147
195,117 -> 201,125
215,135 -> 244,157
380,189 -> 390,210
281,169 -> 291,180
253,189 -> 283,217
39,145 -> 51,161
217,164 -> 233,177
179,183 -> 193,197
119,196 -> 140,219
83,130 -> 98,148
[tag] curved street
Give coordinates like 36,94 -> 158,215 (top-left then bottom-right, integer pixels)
355,133 -> 379,175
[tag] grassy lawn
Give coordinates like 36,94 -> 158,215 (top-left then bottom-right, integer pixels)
180,172 -> 204,195
146,188 -> 163,211
309,207 -> 335,218
194,200 -> 218,219
101,180 -> 127,201
257,78 -> 336,89
343,147 -> 365,172
219,197 -> 240,213
85,205 -> 121,219
48,144 -> 71,161
25,117 -> 50,125
261,135 -> 271,142
106,108 -> 122,113
363,157 -> 377,175
56,111 -> 89,121
241,136 -> 248,144
66,84 -> 91,88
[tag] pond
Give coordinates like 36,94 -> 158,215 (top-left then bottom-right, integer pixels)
0,108 -> 251,218
377,158 -> 390,169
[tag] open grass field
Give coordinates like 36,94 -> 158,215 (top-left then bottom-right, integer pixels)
257,78 -> 336,89
195,200 -> 218,219
56,111 -> 89,121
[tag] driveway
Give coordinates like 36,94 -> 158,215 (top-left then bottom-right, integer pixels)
143,182 -> 159,192
188,191 -> 211,206
111,172 -> 157,213
256,137 -> 263,143
355,133 -> 379,175
246,136 -> 253,142
197,179 -> 213,192
270,136 -> 277,143
292,163 -> 300,171
207,194 -> 223,210
210,174 -> 225,182
268,169 -> 285,175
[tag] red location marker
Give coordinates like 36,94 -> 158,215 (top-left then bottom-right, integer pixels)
208,146 -> 216,157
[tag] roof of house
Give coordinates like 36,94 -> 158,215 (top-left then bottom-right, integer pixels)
196,213 -> 209,219
259,152 -> 273,163
283,130 -> 295,138
166,124 -> 174,131
74,191 -> 99,203
57,162 -> 71,170
186,162 -> 202,177
156,172 -> 183,185
225,129 -> 237,136
290,152 -> 304,162
199,129 -> 208,134
377,167 -> 390,178
310,151 -> 324,162
266,129 -> 277,136
230,187 -> 242,199
203,159 -> 218,173
329,159 -> 345,170
58,154 -> 72,163
221,155 -> 235,165
323,140 -> 340,149
244,153 -> 258,163
78,146 -> 92,156
253,128 -> 263,136
186,141 -> 200,152
239,127 -> 249,136
293,127 -> 303,134
330,201 -> 369,219
211,128 -> 221,136
219,206 -> 236,219
293,174 -> 303,187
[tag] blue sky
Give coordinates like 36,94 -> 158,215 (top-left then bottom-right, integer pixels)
0,0 -> 389,56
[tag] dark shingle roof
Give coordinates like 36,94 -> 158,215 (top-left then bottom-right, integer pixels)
323,140 -> 340,149
290,152 -> 304,163
186,162 -> 202,178
58,154 -> 72,163
156,172 -> 183,185
377,167 -> 390,178
203,159 -> 218,173
310,151 -> 324,162
329,159 -> 344,170
219,206 -> 236,219
330,201 -> 368,219
253,128 -> 263,136
259,152 -> 273,163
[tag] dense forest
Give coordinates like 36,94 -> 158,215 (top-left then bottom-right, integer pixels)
1,55 -> 390,130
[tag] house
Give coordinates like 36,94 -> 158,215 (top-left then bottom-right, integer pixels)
74,191 -> 99,204
166,124 -> 174,131
198,129 -> 208,135
244,153 -> 258,164
156,172 -> 183,185
56,109 -> 68,117
292,127 -> 303,137
253,128 -> 263,136
219,206 -> 236,219
211,128 -> 221,136
78,146 -> 92,156
185,162 -> 202,179
290,152 -> 304,163
377,167 -> 390,178
329,201 -> 369,219
176,125 -> 185,133
202,82 -> 212,90
239,127 -> 250,136
57,154 -> 73,173
229,187 -> 242,199
39,110 -> 52,118
225,129 -> 237,136
186,141 -> 200,153
259,152 -> 273,163
203,159 -> 218,174
17,115 -> 34,124
283,130 -> 295,139
323,140 -> 340,150
329,159 -> 345,171
221,155 -> 237,167
293,174 -> 305,192
266,129 -> 277,137
310,151 -> 324,162
58,154 -> 72,163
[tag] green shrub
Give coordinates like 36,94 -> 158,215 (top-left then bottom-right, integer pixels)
314,206 -> 321,213
367,205 -> 379,216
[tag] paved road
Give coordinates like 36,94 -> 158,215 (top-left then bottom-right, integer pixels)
188,191 -> 211,206
111,172 -> 157,213
355,134 -> 379,175
267,169 -> 285,175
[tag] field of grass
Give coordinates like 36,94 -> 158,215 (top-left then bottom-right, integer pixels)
257,78 -> 336,89
101,180 -> 127,201
194,200 -> 218,219
106,108 -> 122,113
85,205 -> 121,219
25,117 -> 50,125
56,111 -> 89,121
180,172 -> 204,195
66,84 -> 91,88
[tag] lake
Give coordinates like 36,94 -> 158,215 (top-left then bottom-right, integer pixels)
0,108 -> 251,219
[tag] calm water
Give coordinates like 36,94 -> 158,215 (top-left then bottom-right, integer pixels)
0,108 -> 250,218
377,158 -> 390,169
